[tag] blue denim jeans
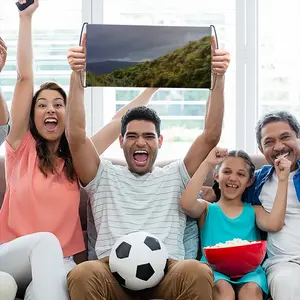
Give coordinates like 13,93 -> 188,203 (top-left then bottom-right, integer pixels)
183,216 -> 199,259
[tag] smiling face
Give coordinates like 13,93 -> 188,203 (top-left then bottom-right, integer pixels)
259,121 -> 300,171
215,156 -> 253,201
119,120 -> 163,175
32,89 -> 66,142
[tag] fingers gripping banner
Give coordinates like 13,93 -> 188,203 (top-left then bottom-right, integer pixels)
80,23 -> 218,89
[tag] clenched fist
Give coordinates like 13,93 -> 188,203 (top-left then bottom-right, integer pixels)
211,36 -> 230,76
274,154 -> 291,181
204,147 -> 228,167
67,34 -> 86,72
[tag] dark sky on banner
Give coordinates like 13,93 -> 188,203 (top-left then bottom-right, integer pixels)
86,24 -> 211,67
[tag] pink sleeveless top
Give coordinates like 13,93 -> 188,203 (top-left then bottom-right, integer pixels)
0,131 -> 85,257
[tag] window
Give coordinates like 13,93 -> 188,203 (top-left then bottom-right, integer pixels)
0,0 -> 83,115
258,0 -> 300,119
97,0 -> 236,161
1,0 -> 297,159
236,0 -> 300,154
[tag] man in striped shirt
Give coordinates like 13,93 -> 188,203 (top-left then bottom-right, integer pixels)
66,37 -> 230,300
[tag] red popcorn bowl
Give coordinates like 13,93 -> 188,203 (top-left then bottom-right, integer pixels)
203,240 -> 267,278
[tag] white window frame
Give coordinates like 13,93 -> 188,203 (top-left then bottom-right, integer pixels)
235,0 -> 258,154
87,0 -> 260,154
82,0 -> 93,137
86,0 -> 106,137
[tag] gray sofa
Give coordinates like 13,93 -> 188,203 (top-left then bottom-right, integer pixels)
0,154 -> 269,299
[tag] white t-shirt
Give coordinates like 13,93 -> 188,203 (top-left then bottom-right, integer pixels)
260,170 -> 300,268
82,159 -> 190,260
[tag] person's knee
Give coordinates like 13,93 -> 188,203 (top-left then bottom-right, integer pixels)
35,232 -> 60,246
0,272 -> 17,300
26,232 -> 61,250
165,260 -> 213,299
214,280 -> 235,298
269,267 -> 296,288
67,261 -> 94,285
172,260 -> 213,282
31,232 -> 63,255
67,261 -> 105,290
238,282 -> 262,298
268,267 -> 300,294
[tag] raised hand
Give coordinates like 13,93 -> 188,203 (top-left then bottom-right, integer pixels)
204,147 -> 228,167
274,154 -> 291,181
0,37 -> 7,73
17,0 -> 39,17
67,33 -> 86,72
211,36 -> 230,76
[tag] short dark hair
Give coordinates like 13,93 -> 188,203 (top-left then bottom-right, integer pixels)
256,111 -> 300,147
212,150 -> 255,201
121,106 -> 161,136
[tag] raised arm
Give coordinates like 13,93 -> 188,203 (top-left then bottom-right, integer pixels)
91,88 -> 158,155
184,38 -> 230,177
254,156 -> 291,232
0,38 -> 9,126
7,0 -> 39,149
180,147 -> 227,218
66,39 -> 157,186
66,44 -> 100,186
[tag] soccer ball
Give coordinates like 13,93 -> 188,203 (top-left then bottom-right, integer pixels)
109,231 -> 169,291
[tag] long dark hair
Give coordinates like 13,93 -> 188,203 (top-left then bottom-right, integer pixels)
29,82 -> 75,182
212,150 -> 255,201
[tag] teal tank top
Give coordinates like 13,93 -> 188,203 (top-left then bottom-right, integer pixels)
199,202 -> 268,295
200,202 -> 261,259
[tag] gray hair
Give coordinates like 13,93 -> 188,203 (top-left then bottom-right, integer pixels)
255,111 -> 300,147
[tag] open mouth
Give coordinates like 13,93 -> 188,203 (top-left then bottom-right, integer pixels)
133,150 -> 148,166
225,183 -> 238,189
44,118 -> 58,132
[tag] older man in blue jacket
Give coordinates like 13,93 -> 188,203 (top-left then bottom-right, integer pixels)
185,110 -> 300,300
243,111 -> 300,300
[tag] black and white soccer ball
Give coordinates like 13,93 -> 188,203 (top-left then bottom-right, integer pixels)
109,231 -> 169,291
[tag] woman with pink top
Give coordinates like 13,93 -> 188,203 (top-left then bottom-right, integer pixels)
0,1 -> 83,299
0,1 -> 157,299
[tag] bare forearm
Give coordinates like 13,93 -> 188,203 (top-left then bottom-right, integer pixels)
183,76 -> 225,177
204,75 -> 225,141
112,88 -> 157,120
17,16 -> 33,79
180,162 -> 212,217
91,88 -> 157,154
0,87 -> 9,125
268,179 -> 288,229
66,71 -> 86,145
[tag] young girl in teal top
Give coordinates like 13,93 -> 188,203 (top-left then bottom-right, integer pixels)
180,147 -> 290,300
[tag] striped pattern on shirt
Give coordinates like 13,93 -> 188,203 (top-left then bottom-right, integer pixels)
83,159 -> 190,260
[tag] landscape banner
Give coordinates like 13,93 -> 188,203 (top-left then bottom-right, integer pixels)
85,24 -> 213,89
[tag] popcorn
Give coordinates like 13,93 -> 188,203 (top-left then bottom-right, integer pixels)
205,238 -> 256,248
